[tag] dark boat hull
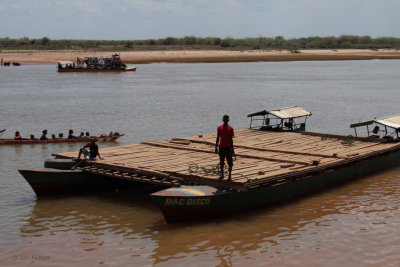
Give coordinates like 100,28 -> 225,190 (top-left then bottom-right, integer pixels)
151,147 -> 400,222
18,168 -> 131,196
0,135 -> 122,145
57,67 -> 136,72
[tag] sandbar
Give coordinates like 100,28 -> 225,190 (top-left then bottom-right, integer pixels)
1,49 -> 400,65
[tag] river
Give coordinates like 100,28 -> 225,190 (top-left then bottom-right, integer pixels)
1,60 -> 400,266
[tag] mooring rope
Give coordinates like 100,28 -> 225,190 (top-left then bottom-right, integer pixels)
187,162 -> 250,182
188,163 -> 228,176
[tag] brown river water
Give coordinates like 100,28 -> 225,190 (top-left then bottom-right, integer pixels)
1,61 -> 400,266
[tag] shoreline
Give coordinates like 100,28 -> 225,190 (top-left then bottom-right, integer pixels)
1,49 -> 400,65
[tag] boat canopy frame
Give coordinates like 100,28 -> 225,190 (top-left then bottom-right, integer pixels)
350,114 -> 400,140
247,106 -> 312,132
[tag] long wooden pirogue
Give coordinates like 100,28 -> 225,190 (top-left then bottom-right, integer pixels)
0,134 -> 124,145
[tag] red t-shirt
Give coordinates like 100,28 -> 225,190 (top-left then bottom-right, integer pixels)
217,124 -> 234,148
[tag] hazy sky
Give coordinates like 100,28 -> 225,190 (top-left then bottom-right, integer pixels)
1,0 -> 399,40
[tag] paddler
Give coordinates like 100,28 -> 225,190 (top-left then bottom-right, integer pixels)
215,115 -> 235,181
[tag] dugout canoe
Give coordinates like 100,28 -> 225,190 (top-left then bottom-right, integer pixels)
18,168 -> 135,196
18,158 -> 151,196
0,134 -> 123,145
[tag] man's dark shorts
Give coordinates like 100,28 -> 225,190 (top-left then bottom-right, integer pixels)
219,147 -> 233,167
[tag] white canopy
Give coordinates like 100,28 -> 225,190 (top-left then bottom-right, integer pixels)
375,114 -> 400,129
248,106 -> 312,119
57,61 -> 74,65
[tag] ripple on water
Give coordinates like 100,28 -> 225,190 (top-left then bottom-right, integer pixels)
1,62 -> 400,265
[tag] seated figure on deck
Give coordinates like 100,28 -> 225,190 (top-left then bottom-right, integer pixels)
72,138 -> 103,169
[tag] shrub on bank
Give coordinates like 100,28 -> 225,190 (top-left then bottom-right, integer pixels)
0,35 -> 399,50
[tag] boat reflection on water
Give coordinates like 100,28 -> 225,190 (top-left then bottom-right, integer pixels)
21,184 -> 162,231
17,167 -> 400,265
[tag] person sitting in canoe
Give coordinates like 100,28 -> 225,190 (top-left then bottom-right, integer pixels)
14,131 -> 29,140
72,138 -> 103,169
40,130 -> 48,140
14,131 -> 22,140
85,132 -> 90,138
79,132 -> 85,139
68,129 -> 76,139
58,133 -> 63,139
29,134 -> 36,140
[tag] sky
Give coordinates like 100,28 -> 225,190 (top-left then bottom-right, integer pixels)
0,0 -> 399,40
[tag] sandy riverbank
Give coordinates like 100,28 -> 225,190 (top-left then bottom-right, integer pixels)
1,49 -> 400,65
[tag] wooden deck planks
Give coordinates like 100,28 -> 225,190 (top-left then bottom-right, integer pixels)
54,128 -> 400,190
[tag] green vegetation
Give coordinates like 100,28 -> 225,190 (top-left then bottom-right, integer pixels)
128,55 -> 400,64
1,35 -> 400,51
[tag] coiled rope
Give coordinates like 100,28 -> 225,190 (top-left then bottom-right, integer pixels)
187,162 -> 249,182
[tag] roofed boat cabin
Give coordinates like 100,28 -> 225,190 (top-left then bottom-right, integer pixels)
351,114 -> 400,141
248,106 -> 312,133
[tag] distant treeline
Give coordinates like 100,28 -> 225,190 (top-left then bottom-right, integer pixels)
1,35 -> 400,50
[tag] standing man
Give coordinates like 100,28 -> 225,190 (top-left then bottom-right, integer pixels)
215,115 -> 235,181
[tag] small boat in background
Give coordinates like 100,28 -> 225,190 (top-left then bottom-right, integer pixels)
0,133 -> 124,145
57,53 -> 136,72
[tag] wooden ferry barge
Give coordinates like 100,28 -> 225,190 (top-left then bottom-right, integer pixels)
18,107 -> 400,222
57,54 -> 136,72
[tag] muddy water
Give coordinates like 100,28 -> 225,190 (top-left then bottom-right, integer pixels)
1,61 -> 400,266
